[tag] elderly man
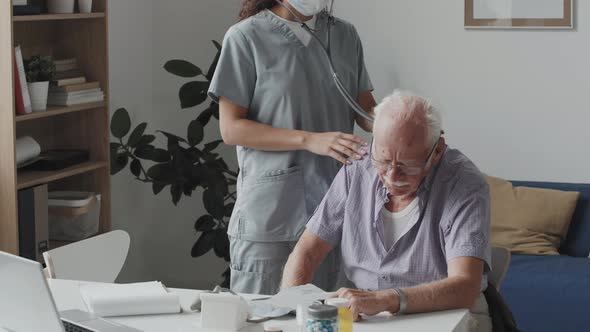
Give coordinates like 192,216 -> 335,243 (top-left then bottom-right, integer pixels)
281,90 -> 492,331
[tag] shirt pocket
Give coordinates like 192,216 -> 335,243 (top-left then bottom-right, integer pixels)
237,166 -> 306,241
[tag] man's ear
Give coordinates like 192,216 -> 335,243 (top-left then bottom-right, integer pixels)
432,137 -> 445,165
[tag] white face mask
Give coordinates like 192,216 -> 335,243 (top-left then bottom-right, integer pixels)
288,0 -> 330,16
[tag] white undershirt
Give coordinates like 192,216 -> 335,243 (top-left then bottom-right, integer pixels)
267,9 -> 317,46
380,197 -> 420,250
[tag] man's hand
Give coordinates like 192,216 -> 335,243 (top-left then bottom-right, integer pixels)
335,288 -> 399,321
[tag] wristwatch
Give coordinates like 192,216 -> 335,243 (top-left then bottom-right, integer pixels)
391,288 -> 408,315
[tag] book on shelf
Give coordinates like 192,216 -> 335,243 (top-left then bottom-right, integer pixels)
55,62 -> 78,72
54,58 -> 77,66
49,81 -> 100,93
52,76 -> 87,87
14,46 -> 32,114
54,58 -> 78,73
18,184 -> 49,263
48,91 -> 104,106
12,4 -> 42,15
13,52 -> 26,115
53,69 -> 84,81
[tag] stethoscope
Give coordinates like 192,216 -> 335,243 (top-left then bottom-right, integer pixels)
273,0 -> 375,123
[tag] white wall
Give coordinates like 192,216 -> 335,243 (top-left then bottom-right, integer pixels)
338,0 -> 590,183
109,0 -> 240,288
108,0 -> 589,287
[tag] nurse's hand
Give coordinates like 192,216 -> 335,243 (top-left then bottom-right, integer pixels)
304,132 -> 368,164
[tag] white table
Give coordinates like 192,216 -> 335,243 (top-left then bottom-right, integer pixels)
48,279 -> 469,332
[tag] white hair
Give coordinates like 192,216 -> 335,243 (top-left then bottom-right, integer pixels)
374,90 -> 442,147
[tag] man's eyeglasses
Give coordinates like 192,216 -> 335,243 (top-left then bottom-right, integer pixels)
370,131 -> 444,176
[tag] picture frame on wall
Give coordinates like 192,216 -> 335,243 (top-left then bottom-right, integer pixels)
465,0 -> 574,29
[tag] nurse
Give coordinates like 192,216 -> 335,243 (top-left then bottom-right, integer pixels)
208,0 -> 377,295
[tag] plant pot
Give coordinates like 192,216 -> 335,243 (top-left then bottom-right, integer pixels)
78,0 -> 92,13
47,0 -> 75,14
28,81 -> 49,112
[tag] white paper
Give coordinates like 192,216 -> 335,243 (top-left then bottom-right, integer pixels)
474,0 -> 564,19
261,284 -> 333,311
80,282 -> 181,317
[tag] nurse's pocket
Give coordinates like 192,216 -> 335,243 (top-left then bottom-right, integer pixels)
238,166 -> 306,240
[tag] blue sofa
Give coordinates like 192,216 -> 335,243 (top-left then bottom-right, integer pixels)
500,181 -> 590,332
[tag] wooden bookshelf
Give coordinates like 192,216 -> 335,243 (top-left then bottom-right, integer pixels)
17,161 -> 107,189
15,101 -> 105,122
13,12 -> 105,22
0,0 -> 111,255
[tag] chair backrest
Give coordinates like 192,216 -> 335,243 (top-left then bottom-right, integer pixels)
43,230 -> 130,283
489,246 -> 511,289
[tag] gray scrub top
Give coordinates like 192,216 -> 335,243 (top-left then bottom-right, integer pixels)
208,10 -> 373,242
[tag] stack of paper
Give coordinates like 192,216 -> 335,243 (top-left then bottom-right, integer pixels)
79,282 -> 181,317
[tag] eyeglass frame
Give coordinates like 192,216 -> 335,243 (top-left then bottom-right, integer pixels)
369,130 -> 444,176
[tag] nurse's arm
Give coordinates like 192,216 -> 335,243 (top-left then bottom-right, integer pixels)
281,230 -> 333,289
355,91 -> 377,133
219,97 -> 310,151
219,97 -> 367,164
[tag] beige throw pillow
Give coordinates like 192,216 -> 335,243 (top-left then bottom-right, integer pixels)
487,176 -> 579,255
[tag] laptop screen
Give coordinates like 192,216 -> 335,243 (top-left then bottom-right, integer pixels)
0,251 -> 64,332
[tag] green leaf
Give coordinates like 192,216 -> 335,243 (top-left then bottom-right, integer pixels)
170,184 -> 182,205
137,134 -> 156,147
197,107 -> 213,126
111,152 -> 128,175
205,41 -> 222,81
128,123 -> 147,148
110,142 -> 121,157
152,182 -> 167,195
147,163 -> 171,180
130,159 -> 141,177
203,189 -> 225,220
152,148 -> 171,162
110,153 -> 124,175
213,228 -> 230,260
111,108 -> 131,138
210,102 -> 220,119
179,81 -> 209,109
194,215 -> 216,232
212,40 -> 222,51
204,140 -> 223,153
164,59 -> 203,78
183,183 -> 195,196
224,203 -> 235,217
134,144 -> 155,160
191,231 -> 216,257
221,267 -> 230,287
187,120 -> 204,147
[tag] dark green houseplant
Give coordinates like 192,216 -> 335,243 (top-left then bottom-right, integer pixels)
110,41 -> 235,286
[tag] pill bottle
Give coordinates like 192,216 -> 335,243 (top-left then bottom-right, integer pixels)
306,304 -> 338,332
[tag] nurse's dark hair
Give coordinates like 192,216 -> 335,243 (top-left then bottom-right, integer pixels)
238,0 -> 276,20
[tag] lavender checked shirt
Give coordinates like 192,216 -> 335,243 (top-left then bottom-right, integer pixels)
306,146 -> 491,291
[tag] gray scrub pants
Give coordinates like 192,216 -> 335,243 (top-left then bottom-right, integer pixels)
229,236 -> 341,295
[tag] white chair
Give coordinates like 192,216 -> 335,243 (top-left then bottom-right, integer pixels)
489,246 -> 511,290
43,230 -> 130,283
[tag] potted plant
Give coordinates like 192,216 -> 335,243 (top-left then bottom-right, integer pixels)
25,55 -> 55,112
111,41 -> 235,286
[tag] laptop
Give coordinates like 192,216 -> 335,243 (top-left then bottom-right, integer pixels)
0,251 -> 141,332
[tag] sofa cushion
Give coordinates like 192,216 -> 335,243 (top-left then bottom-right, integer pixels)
510,181 -> 590,257
501,254 -> 590,332
487,176 -> 579,255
